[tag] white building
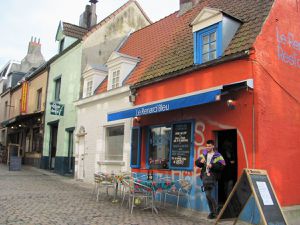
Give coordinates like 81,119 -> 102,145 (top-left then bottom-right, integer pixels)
74,0 -> 151,182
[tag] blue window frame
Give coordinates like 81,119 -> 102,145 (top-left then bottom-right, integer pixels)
130,127 -> 141,168
146,121 -> 195,171
194,23 -> 222,64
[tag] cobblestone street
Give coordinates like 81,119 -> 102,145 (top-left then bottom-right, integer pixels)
0,165 -> 213,225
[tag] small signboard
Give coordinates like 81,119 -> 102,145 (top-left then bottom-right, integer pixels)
50,102 -> 64,116
215,169 -> 288,225
170,122 -> 192,169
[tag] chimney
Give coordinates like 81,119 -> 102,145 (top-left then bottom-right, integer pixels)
179,0 -> 200,15
79,0 -> 98,29
19,37 -> 45,73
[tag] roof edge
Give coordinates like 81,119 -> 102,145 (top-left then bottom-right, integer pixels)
131,50 -> 250,90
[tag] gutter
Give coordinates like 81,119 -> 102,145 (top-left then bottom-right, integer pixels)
131,50 -> 250,90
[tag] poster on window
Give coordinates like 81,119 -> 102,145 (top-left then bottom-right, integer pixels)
170,122 -> 192,169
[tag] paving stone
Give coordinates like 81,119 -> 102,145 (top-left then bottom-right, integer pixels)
0,165 -> 214,225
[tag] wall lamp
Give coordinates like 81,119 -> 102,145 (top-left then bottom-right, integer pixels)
129,89 -> 137,103
227,99 -> 237,110
129,94 -> 136,103
134,116 -> 141,123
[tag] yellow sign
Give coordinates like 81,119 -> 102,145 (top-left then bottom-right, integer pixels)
21,82 -> 28,113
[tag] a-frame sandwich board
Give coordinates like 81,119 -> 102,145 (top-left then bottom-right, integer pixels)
215,169 -> 288,225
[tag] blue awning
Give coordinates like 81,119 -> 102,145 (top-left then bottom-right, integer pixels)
107,88 -> 222,121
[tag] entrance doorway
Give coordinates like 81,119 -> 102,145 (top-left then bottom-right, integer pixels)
49,124 -> 58,170
67,128 -> 74,174
215,129 -> 238,206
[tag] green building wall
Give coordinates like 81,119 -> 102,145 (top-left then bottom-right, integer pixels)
42,43 -> 82,175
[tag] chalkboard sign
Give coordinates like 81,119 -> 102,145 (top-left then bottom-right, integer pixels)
250,171 -> 287,225
9,156 -> 22,171
216,169 -> 288,225
130,127 -> 140,168
170,122 -> 192,169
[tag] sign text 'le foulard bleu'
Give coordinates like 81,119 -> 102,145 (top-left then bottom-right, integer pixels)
50,102 -> 64,116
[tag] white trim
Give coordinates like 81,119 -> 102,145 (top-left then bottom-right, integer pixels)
74,85 -> 130,106
192,8 -> 223,33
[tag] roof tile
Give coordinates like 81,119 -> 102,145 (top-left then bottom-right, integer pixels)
62,22 -> 88,39
116,0 -> 274,86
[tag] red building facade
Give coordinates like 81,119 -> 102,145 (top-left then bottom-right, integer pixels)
106,0 -> 300,219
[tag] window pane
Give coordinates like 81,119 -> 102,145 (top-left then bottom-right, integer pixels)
202,53 -> 209,62
203,35 -> 209,44
210,32 -> 216,42
210,51 -> 217,60
210,41 -> 216,51
37,89 -> 42,110
54,78 -> 61,101
148,126 -> 171,169
202,44 -> 209,53
106,125 -> 124,161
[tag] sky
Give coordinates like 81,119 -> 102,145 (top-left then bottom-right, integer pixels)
0,0 -> 179,70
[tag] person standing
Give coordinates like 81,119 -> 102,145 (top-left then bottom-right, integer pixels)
195,140 -> 226,219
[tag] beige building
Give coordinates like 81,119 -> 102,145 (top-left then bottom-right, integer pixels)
5,64 -> 48,167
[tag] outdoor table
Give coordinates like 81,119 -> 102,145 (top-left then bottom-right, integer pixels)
137,179 -> 175,214
111,173 -> 128,203
138,179 -> 174,192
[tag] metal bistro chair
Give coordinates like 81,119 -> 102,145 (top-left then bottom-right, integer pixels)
121,176 -> 154,214
164,178 -> 192,211
154,176 -> 173,207
95,172 -> 115,201
131,180 -> 154,214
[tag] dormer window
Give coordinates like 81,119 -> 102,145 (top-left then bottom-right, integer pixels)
86,80 -> 93,97
196,23 -> 221,63
82,64 -> 108,98
191,7 -> 241,65
59,38 -> 65,53
106,52 -> 140,91
111,70 -> 120,89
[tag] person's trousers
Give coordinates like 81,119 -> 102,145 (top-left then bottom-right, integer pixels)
205,188 -> 217,214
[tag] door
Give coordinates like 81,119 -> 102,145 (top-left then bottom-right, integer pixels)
67,129 -> 74,174
49,124 -> 58,170
76,135 -> 85,180
216,129 -> 238,206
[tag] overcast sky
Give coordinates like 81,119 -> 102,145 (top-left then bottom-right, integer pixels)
0,0 -> 179,69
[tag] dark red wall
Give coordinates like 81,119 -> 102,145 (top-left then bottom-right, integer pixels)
252,0 -> 300,206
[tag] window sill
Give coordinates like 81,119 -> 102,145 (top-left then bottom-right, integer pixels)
97,161 -> 125,166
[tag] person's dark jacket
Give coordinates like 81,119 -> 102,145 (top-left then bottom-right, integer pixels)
195,149 -> 226,180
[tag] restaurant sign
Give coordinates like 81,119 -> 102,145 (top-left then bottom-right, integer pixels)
21,81 -> 28,113
50,102 -> 64,116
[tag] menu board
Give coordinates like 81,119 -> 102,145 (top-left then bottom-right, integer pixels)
217,169 -> 288,225
170,122 -> 192,169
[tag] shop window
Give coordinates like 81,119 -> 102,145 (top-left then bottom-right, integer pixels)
32,128 -> 42,152
148,125 -> 172,169
130,127 -> 141,168
147,121 -> 194,170
105,125 -> 124,161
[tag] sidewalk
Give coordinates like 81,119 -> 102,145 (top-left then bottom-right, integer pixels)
0,164 -> 214,225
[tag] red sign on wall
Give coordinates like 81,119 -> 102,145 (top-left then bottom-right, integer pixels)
21,81 -> 28,113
